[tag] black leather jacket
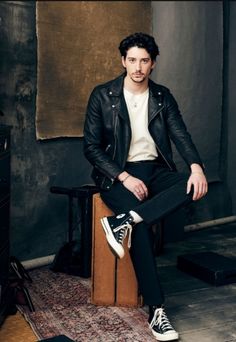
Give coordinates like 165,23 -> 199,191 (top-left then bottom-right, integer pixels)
83,73 -> 203,190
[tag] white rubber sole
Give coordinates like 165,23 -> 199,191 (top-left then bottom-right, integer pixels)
100,217 -> 125,259
149,325 -> 179,341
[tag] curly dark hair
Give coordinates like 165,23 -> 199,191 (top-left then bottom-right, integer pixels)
118,32 -> 160,61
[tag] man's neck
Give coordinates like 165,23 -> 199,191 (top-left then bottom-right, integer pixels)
124,75 -> 149,95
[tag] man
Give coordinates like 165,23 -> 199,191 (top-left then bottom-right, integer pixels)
83,32 -> 208,341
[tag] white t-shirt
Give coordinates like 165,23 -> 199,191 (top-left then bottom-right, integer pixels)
124,87 -> 158,162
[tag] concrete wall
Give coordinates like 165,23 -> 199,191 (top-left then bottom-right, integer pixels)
0,1 -> 93,261
151,1 -> 233,222
151,1 -> 222,177
0,1 -> 235,262
227,1 -> 236,213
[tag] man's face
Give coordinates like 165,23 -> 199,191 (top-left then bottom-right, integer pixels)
122,46 -> 155,84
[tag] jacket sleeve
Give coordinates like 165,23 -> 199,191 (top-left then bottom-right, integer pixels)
165,88 -> 205,171
83,87 -> 123,180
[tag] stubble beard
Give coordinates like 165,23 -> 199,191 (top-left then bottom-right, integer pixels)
130,74 -> 146,84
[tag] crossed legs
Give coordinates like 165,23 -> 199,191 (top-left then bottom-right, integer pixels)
101,162 -> 192,305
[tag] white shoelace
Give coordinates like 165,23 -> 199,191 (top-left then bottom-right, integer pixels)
150,308 -> 174,332
113,223 -> 133,248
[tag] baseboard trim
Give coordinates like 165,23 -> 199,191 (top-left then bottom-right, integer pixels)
185,215 -> 236,232
21,254 -> 55,270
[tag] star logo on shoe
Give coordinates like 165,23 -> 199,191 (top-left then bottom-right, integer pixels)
116,214 -> 126,219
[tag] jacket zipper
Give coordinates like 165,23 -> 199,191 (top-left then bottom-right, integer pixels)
148,105 -> 173,171
105,114 -> 118,184
155,142 -> 173,170
101,115 -> 118,184
106,143 -> 115,183
105,144 -> 111,152
112,114 -> 118,160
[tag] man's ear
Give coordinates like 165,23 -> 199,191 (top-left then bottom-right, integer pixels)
122,56 -> 126,68
151,60 -> 156,70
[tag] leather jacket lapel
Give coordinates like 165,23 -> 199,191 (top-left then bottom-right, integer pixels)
108,73 -> 130,124
148,81 -> 164,124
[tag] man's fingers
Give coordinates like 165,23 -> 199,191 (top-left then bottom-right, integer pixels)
193,182 -> 208,200
136,182 -> 148,198
141,184 -> 148,197
187,173 -> 208,201
192,187 -> 198,200
186,181 -> 192,194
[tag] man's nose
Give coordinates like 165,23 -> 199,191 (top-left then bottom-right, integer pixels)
136,62 -> 141,71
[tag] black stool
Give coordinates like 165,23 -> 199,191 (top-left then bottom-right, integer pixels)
50,184 -> 99,278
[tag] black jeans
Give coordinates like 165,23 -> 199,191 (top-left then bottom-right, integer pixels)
101,161 -> 192,306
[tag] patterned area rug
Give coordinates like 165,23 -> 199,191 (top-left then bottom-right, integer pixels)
18,268 -> 154,341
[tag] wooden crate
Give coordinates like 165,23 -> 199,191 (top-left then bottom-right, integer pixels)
91,193 -> 142,307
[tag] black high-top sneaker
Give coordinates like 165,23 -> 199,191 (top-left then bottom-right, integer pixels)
148,306 -> 179,341
100,213 -> 134,259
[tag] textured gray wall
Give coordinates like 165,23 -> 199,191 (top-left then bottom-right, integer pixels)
0,2 -> 93,261
151,1 -> 233,222
0,1 -> 235,262
151,1 -> 222,178
227,2 -> 236,213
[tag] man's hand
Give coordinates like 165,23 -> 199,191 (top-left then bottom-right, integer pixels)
118,172 -> 148,201
187,164 -> 208,201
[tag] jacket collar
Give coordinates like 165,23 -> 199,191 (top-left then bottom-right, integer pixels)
107,73 -> 126,97
107,73 -> 163,98
107,73 -> 164,123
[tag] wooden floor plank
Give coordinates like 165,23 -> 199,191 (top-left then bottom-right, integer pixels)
179,322 -> 236,342
153,222 -> 236,342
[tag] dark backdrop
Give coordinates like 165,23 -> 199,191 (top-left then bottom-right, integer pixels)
0,1 -> 235,262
